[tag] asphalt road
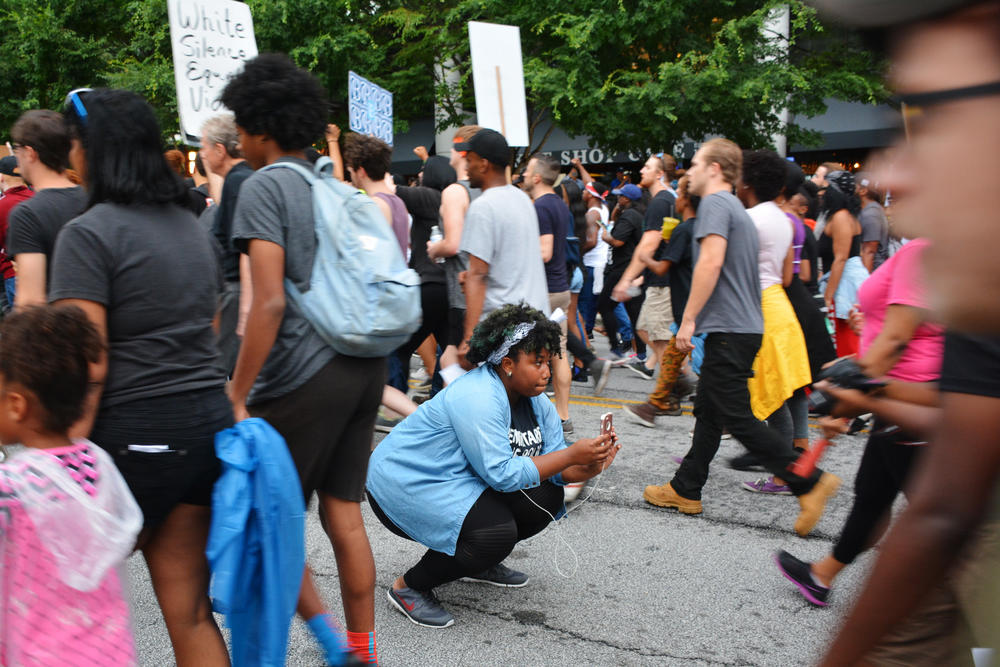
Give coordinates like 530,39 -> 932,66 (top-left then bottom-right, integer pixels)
130,341 -> 882,666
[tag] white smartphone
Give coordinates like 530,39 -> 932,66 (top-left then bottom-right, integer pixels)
600,412 -> 613,436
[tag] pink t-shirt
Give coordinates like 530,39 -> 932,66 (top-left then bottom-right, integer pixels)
0,442 -> 137,666
857,238 -> 944,382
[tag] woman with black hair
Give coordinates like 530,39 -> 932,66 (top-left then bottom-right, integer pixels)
51,88 -> 232,666
819,171 -> 870,356
367,304 -> 619,628
389,155 -> 457,394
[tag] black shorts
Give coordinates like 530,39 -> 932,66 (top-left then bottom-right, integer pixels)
447,307 -> 466,347
90,387 -> 232,529
250,355 -> 386,503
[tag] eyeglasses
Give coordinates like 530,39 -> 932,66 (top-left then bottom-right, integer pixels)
63,87 -> 94,126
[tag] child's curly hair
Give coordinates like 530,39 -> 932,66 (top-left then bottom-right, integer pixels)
0,305 -> 104,433
467,303 -> 561,366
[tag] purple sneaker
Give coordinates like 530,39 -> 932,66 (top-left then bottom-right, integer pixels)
671,455 -> 684,465
741,476 -> 793,495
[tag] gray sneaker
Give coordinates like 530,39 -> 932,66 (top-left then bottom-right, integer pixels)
461,563 -> 529,588
387,587 -> 455,628
625,359 -> 655,380
589,359 -> 613,396
561,419 -> 575,437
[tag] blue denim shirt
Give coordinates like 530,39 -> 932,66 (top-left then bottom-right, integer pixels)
367,365 -> 567,556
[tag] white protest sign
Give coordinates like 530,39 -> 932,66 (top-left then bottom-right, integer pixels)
468,21 -> 529,147
348,71 -> 394,146
167,0 -> 258,144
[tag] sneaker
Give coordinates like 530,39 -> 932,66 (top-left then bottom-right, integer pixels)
461,563 -> 529,588
642,482 -> 703,514
794,472 -> 842,537
742,476 -> 793,495
564,481 -> 585,502
561,419 -> 575,436
412,368 -> 431,383
572,365 -> 590,383
653,398 -> 683,417
625,359 -> 655,379
375,409 -> 402,433
623,402 -> 657,427
671,455 -> 684,465
775,550 -> 830,606
387,587 -> 455,628
589,359 -> 613,396
847,414 -> 870,435
729,452 -> 765,471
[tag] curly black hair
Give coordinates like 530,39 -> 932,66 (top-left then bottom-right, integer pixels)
0,305 -> 104,434
467,303 -> 562,366
741,149 -> 787,203
220,53 -> 328,151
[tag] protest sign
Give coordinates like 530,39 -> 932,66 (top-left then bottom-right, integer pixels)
348,71 -> 394,146
467,21 -> 529,147
167,0 -> 258,144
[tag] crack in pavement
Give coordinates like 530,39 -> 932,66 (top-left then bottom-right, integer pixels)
442,597 -> 756,666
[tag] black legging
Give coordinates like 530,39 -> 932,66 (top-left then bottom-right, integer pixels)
832,422 -> 925,565
596,270 -> 643,353
390,281 -> 450,391
368,481 -> 563,591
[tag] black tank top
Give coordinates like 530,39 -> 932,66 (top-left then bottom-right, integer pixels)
817,219 -> 861,274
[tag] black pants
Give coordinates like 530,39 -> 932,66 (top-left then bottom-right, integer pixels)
390,281 -> 450,392
369,482 -> 563,591
832,423 -> 925,564
670,332 -> 822,500
596,270 -> 643,354
567,331 -> 595,366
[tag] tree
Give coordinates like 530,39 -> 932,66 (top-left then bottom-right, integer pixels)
0,0 -> 887,159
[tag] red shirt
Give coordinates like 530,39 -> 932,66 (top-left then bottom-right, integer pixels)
0,186 -> 34,279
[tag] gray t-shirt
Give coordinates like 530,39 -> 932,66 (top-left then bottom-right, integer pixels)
859,201 -> 890,271
459,184 -> 550,318
48,202 -> 227,407
691,191 -> 763,335
230,157 -> 336,405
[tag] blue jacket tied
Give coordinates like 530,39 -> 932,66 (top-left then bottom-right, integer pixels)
207,418 -> 305,667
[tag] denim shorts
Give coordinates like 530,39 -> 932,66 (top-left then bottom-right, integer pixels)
569,266 -> 584,294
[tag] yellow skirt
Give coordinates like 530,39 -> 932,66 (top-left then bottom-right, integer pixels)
749,284 -> 812,421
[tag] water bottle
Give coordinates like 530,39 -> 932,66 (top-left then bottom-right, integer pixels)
430,225 -> 445,263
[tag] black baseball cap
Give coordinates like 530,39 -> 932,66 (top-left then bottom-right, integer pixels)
808,0 -> 973,28
0,155 -> 20,177
453,128 -> 510,168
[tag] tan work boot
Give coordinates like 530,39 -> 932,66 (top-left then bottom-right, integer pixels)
643,483 -> 703,514
794,472 -> 842,536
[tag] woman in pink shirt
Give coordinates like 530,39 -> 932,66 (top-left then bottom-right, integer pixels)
775,238 -> 944,606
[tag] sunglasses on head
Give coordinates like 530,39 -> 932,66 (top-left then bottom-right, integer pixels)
63,88 -> 94,126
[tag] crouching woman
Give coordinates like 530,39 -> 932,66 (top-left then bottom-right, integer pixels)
366,303 -> 619,628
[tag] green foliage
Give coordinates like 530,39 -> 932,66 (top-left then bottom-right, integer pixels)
0,0 -> 887,154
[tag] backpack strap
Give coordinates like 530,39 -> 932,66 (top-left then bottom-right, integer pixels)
259,156 -> 338,184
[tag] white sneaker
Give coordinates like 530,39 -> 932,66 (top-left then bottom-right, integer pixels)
563,482 -> 585,502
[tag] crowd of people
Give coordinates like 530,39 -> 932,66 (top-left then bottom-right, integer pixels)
1,0 -> 999,662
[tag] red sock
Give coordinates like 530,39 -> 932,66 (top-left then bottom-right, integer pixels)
346,630 -> 377,665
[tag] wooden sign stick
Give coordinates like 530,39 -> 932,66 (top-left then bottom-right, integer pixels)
495,65 -> 506,136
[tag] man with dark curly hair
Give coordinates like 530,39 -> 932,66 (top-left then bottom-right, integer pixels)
367,304 -> 619,628
222,53 -> 381,665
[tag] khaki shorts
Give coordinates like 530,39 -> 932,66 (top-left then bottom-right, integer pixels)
636,286 -> 673,341
549,290 -> 570,356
